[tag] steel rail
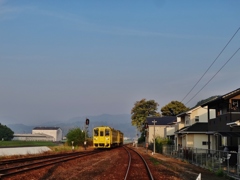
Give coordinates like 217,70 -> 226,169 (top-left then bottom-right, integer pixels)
0,151 -> 102,178
0,151 -> 84,165
123,146 -> 131,180
124,146 -> 154,180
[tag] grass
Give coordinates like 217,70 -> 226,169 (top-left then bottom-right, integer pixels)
149,157 -> 161,165
149,156 -> 180,172
0,141 -> 57,147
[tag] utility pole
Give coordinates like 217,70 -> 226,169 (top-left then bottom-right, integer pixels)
152,119 -> 157,154
144,122 -> 149,153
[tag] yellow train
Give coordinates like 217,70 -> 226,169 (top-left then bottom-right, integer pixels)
93,126 -> 123,148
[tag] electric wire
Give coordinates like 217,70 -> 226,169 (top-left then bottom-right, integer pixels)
185,47 -> 240,105
181,27 -> 240,103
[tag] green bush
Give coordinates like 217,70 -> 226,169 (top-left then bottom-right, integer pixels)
66,127 -> 85,146
0,124 -> 14,141
215,168 -> 224,177
138,132 -> 146,144
154,136 -> 172,153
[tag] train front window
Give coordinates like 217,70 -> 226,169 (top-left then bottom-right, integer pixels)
94,129 -> 99,136
100,131 -> 104,136
105,129 -> 109,136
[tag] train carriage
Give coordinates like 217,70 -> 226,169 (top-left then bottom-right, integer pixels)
117,131 -> 123,146
93,126 -> 123,148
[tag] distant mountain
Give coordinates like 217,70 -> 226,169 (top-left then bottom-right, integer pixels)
7,124 -> 35,134
7,114 -> 137,139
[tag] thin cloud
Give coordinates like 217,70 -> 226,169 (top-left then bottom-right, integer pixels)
0,1 -> 225,41
0,0 -> 33,21
26,8 -> 198,40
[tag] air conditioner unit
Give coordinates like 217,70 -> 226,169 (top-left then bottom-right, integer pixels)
226,120 -> 240,127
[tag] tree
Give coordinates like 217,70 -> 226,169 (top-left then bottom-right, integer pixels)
161,101 -> 189,116
131,99 -> 160,132
0,123 -> 14,141
66,128 -> 85,146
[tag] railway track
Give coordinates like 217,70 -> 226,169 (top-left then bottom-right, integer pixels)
123,146 -> 154,180
0,150 -> 101,179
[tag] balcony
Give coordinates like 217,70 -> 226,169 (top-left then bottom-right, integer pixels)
208,112 -> 240,131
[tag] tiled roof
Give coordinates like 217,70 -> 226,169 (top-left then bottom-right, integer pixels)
177,122 -> 208,134
146,116 -> 176,125
222,88 -> 240,99
201,88 -> 240,107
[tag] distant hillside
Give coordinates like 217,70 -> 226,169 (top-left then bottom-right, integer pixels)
7,124 -> 35,134
7,114 -> 137,139
194,95 -> 220,107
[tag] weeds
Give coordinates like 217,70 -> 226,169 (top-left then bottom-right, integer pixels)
149,157 -> 160,165
215,168 -> 224,177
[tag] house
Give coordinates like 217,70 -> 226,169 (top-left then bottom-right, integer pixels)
175,105 -> 215,150
200,88 -> 240,152
32,127 -> 63,142
146,116 -> 176,143
164,118 -> 178,141
176,122 -> 209,150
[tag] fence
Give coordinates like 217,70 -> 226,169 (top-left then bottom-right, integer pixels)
153,145 -> 240,179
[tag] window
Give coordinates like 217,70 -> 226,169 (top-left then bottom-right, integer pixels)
105,129 -> 109,136
220,110 -> 222,115
195,116 -> 199,122
100,131 -> 104,136
202,141 -> 209,145
94,129 -> 99,136
232,100 -> 238,108
231,100 -> 239,111
185,115 -> 190,125
222,137 -> 227,146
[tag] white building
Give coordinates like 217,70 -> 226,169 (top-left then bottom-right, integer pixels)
146,116 -> 176,143
32,127 -> 63,141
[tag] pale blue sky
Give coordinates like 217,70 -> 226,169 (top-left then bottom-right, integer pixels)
0,0 -> 240,125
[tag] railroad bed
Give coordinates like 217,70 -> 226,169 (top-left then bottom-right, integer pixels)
0,145 -> 219,180
0,146 -> 154,180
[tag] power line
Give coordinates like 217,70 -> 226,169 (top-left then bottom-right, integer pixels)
185,47 -> 240,105
181,27 -> 240,102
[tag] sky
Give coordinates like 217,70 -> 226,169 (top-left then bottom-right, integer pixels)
0,0 -> 240,125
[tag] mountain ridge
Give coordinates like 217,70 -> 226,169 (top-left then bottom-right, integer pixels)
7,114 -> 136,139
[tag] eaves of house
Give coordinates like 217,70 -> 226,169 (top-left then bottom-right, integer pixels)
176,122 -> 208,134
200,88 -> 240,107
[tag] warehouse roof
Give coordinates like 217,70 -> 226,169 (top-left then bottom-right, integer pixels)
33,127 -> 61,130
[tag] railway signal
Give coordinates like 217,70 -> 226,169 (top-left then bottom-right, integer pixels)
84,118 -> 90,150
86,118 -> 89,125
